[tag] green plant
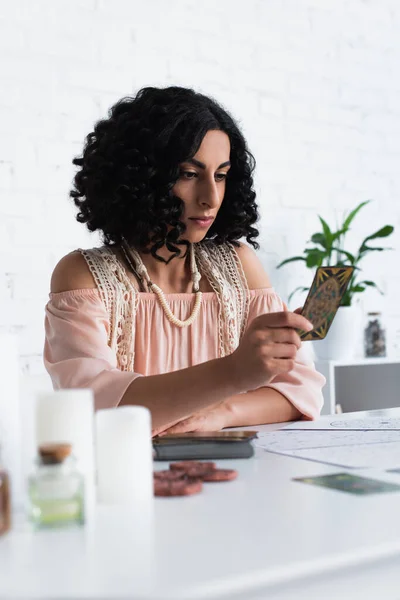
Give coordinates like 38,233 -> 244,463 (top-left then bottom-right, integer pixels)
277,200 -> 395,306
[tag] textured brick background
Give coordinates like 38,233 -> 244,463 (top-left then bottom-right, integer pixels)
1,0 -> 400,374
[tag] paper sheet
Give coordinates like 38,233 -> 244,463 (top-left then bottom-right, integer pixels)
281,443 -> 400,469
255,430 -> 400,451
283,417 -> 400,431
254,430 -> 400,469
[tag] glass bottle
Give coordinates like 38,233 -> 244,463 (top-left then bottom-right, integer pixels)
364,312 -> 386,358
0,446 -> 11,536
28,443 -> 84,529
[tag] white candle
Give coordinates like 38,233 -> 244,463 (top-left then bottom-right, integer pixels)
0,333 -> 23,511
95,406 -> 153,505
35,389 -> 95,516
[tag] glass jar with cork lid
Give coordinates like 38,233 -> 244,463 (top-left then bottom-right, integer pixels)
364,311 -> 387,358
28,443 -> 84,529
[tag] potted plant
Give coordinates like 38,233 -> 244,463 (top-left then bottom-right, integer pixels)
277,200 -> 394,360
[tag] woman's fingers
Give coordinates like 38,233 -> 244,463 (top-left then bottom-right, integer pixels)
255,310 -> 313,332
270,328 -> 302,349
270,342 -> 298,360
159,417 -> 194,435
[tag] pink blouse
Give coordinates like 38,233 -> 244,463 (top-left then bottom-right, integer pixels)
44,287 -> 325,419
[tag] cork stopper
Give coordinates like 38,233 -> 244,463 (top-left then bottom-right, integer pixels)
38,443 -> 72,465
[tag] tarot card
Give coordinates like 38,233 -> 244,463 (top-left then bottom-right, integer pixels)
299,266 -> 354,341
293,472 -> 400,495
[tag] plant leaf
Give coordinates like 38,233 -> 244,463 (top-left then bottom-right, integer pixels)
351,285 -> 366,293
331,247 -> 355,263
356,280 -> 384,294
331,227 -> 348,243
340,291 -> 352,307
304,247 -> 329,257
305,249 -> 325,268
359,245 -> 393,255
318,216 -> 333,249
288,286 -> 310,303
342,200 -> 371,232
364,225 -> 394,242
310,233 -> 327,248
276,256 -> 306,269
359,226 -> 394,254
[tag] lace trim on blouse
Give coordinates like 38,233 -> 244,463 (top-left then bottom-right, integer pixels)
195,241 -> 249,356
79,247 -> 138,373
78,241 -> 250,371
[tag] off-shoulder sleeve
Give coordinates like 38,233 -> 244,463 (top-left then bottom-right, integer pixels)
246,288 -> 326,419
43,289 -> 142,410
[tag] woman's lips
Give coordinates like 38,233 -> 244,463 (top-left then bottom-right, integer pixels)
188,218 -> 214,228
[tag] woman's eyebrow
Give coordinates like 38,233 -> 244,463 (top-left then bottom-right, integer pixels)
187,158 -> 231,170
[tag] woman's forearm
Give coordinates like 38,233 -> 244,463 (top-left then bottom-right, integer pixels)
119,355 -> 245,431
223,387 -> 302,428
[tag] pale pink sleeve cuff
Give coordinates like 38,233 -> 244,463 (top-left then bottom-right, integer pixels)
265,344 -> 325,420
246,289 -> 326,419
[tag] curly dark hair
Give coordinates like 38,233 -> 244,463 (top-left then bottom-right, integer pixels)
70,86 -> 260,262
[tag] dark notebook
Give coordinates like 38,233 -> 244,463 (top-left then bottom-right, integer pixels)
153,430 -> 258,461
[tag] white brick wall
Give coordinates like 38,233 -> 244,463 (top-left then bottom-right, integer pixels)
1,0 -> 400,373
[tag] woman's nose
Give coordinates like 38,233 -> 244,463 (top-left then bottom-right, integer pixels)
197,178 -> 220,208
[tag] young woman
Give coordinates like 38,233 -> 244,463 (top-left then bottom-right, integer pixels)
44,86 -> 325,435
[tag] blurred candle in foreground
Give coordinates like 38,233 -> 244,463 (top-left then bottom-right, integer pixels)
35,389 -> 95,518
95,406 -> 153,505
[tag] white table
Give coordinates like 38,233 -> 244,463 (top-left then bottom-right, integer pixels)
2,408 -> 400,599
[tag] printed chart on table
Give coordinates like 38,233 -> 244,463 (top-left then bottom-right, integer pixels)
282,417 -> 400,431
254,429 -> 400,469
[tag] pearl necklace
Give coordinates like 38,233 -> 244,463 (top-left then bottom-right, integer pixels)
121,241 -> 203,328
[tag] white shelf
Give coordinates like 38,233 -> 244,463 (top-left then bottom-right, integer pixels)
316,356 -> 400,367
315,357 -> 400,415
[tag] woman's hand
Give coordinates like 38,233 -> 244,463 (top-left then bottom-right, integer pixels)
154,402 -> 231,436
226,310 -> 313,393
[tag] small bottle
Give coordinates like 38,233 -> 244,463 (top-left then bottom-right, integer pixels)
364,312 -> 386,358
28,443 -> 84,529
0,446 -> 11,536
